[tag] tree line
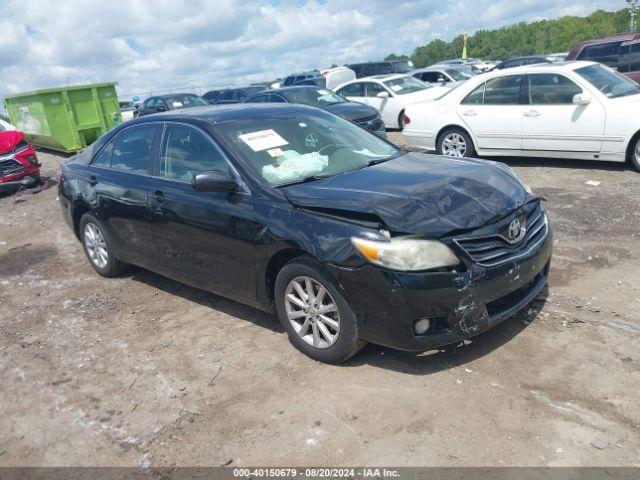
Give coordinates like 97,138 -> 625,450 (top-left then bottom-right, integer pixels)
385,8 -> 631,67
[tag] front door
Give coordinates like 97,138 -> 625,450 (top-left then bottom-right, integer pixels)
148,123 -> 260,301
455,75 -> 525,150
87,123 -> 160,269
521,73 -> 606,153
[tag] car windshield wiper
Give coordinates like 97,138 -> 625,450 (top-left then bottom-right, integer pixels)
276,173 -> 335,187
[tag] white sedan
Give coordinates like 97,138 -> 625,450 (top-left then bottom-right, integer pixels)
402,61 -> 640,171
334,74 -> 450,129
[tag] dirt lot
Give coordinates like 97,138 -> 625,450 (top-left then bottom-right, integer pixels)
1,133 -> 639,467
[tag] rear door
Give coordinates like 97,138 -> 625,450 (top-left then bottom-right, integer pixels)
455,75 -> 525,150
147,123 -> 259,300
87,123 -> 160,269
521,73 -> 605,153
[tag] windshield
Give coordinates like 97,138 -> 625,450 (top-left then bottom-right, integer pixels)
576,64 -> 640,99
383,76 -> 431,95
217,109 -> 401,187
446,69 -> 474,81
163,95 -> 208,109
282,88 -> 345,106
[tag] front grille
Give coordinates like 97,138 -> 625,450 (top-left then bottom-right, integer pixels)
454,202 -> 548,267
356,114 -> 385,132
0,158 -> 27,178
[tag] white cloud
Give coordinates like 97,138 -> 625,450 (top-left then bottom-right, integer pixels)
0,0 -> 623,101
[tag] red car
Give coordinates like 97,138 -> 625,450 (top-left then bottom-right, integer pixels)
566,32 -> 640,83
0,129 -> 41,194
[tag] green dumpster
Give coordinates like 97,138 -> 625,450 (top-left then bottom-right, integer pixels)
3,82 -> 122,153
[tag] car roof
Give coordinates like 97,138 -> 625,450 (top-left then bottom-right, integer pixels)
366,74 -> 406,81
132,103 -> 320,124
486,60 -> 597,76
269,86 -> 325,93
158,92 -> 200,98
414,65 -> 468,73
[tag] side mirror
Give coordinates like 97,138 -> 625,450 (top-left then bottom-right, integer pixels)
377,91 -> 390,98
573,93 -> 592,105
438,76 -> 447,86
192,170 -> 239,193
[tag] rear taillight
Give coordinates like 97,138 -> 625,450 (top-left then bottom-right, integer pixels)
403,115 -> 411,125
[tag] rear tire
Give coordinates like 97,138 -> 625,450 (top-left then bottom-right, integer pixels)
437,127 -> 476,158
398,110 -> 406,129
630,135 -> 640,172
274,257 -> 366,363
79,213 -> 128,277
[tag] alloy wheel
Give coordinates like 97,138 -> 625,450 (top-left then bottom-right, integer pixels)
442,132 -> 467,157
284,276 -> 340,349
84,223 -> 108,269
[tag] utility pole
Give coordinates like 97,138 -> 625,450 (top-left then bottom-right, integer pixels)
628,0 -> 638,32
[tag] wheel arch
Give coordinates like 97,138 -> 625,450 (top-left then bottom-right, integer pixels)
72,202 -> 91,241
436,124 -> 476,147
625,129 -> 640,166
264,248 -> 310,307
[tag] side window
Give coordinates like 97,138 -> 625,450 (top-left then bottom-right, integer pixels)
219,91 -> 235,101
630,43 -> 640,72
247,94 -> 269,103
92,140 -> 114,167
365,82 -> 386,97
110,124 -> 156,173
619,45 -> 631,73
268,94 -> 286,103
379,63 -> 393,75
159,125 -> 230,183
528,74 -> 582,104
283,76 -> 294,86
421,72 -> 441,83
338,82 -> 364,97
576,41 -> 622,68
461,83 -> 485,105
143,98 -> 156,109
235,90 -> 248,101
363,64 -> 376,76
483,76 -> 523,105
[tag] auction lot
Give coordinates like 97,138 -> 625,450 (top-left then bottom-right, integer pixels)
1,132 -> 639,467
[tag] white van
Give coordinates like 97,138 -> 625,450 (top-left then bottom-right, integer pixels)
320,67 -> 356,90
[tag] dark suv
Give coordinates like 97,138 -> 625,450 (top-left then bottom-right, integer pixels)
347,60 -> 414,78
566,33 -> 640,82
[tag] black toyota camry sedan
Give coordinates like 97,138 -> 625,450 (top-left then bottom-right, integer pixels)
58,104 -> 552,363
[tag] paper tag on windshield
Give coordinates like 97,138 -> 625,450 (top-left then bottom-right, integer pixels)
239,129 -> 289,152
267,148 -> 284,157
390,85 -> 402,92
317,89 -> 330,95
172,101 -> 183,107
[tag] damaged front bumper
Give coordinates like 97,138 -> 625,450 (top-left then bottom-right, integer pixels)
328,227 -> 553,351
0,172 -> 41,194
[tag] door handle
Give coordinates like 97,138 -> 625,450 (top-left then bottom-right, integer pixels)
88,175 -> 97,186
462,110 -> 477,117
154,190 -> 164,203
524,110 -> 541,117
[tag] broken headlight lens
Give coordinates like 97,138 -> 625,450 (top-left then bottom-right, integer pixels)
351,236 -> 460,271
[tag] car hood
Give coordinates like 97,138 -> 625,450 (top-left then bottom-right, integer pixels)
282,152 -> 531,237
0,130 -> 24,154
323,101 -> 379,121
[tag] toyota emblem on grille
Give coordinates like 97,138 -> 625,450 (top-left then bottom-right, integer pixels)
508,218 -> 522,241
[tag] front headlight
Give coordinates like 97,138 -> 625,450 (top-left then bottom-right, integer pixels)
351,236 -> 460,271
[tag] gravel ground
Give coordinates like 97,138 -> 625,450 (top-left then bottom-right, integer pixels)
0,133 -> 639,467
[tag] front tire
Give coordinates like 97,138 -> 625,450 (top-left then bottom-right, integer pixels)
274,257 -> 366,363
437,127 -> 476,158
630,135 -> 640,172
79,213 -> 128,277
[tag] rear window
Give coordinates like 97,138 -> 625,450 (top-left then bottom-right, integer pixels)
163,95 -> 207,109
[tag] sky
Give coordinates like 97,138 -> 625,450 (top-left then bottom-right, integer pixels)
0,0 -> 624,101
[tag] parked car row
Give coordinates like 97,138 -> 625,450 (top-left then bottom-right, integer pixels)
401,61 -> 640,171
